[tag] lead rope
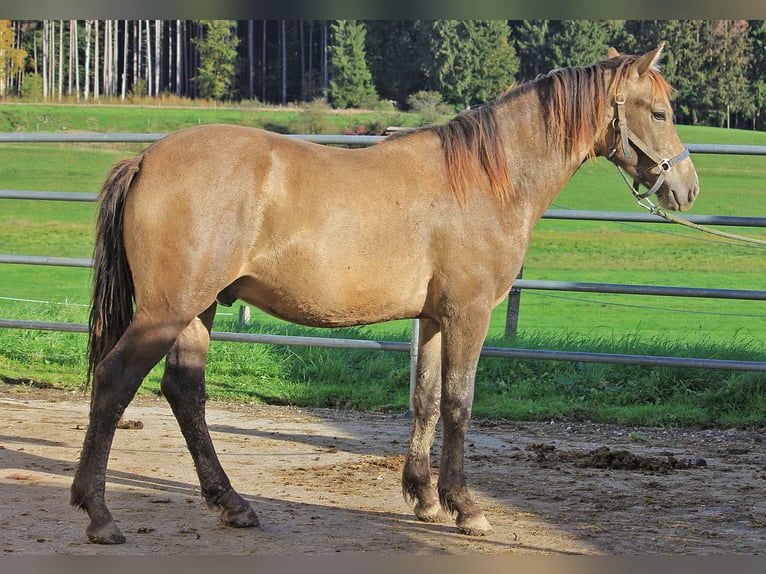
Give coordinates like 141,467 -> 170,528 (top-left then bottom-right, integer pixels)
647,205 -> 766,247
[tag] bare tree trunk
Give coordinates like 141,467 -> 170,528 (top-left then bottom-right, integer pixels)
248,19 -> 254,100
102,20 -> 110,97
70,20 -> 79,101
58,20 -> 63,100
154,20 -> 161,97
300,20 -> 305,101
322,20 -> 328,93
145,20 -> 152,96
84,20 -> 91,100
121,20 -> 128,99
113,20 -> 119,96
68,21 -> 72,96
42,20 -> 49,99
93,20 -> 99,100
133,20 -> 140,94
175,20 -> 182,97
281,20 -> 286,105
262,20 -> 266,103
308,22 -> 313,99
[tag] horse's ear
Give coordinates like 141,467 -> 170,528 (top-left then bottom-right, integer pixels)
635,41 -> 666,76
607,47 -> 620,58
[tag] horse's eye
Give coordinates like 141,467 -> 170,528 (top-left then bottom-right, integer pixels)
652,110 -> 667,121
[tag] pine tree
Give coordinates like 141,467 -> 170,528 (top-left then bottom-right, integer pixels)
511,20 -> 550,80
546,20 -> 611,68
747,20 -> 766,130
328,20 -> 377,109
426,20 -> 518,108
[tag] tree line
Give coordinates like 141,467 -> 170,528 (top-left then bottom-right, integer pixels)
2,19 -> 766,130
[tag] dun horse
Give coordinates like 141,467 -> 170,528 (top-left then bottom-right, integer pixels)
72,44 -> 699,543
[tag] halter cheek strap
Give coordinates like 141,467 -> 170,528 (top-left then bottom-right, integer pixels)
607,93 -> 690,210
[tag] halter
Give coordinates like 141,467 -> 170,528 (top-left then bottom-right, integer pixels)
606,92 -> 690,211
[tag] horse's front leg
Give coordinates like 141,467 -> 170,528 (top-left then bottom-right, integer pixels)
160,305 -> 259,529
402,318 -> 447,523
438,309 -> 493,535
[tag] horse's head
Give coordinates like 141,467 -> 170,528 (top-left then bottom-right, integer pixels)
604,43 -> 699,212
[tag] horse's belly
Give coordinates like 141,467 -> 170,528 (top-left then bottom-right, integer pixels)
217,268 -> 426,328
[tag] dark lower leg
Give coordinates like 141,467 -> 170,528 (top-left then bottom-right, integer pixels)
161,307 -> 258,528
436,315 -> 493,535
70,321 -> 181,544
437,399 -> 491,535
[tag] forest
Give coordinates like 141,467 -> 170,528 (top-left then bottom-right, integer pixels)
1,19 -> 766,130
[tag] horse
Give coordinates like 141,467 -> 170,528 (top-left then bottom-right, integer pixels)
71,43 -> 699,544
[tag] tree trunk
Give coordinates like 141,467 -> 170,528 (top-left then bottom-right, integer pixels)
145,20 -> 152,96
322,20 -> 328,92
281,20 -> 287,105
58,20 -> 63,100
42,20 -> 48,99
94,20 -> 99,100
74,21 -> 80,100
300,20 -> 306,101
103,20 -> 110,97
84,20 -> 91,100
262,20 -> 266,103
121,20 -> 128,99
248,19 -> 254,100
175,20 -> 182,96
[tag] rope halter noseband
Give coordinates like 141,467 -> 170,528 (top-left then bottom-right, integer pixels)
606,92 -> 690,211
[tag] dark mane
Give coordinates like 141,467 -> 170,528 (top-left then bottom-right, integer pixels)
389,54 -> 673,203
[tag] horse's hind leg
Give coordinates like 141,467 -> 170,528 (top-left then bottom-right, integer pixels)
71,315 -> 183,544
159,304 -> 259,529
402,318 -> 446,523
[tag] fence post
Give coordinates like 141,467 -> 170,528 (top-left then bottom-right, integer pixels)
408,318 -> 420,415
238,305 -> 251,327
505,266 -> 524,338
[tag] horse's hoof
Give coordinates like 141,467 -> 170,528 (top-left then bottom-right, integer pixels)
86,520 -> 126,544
220,505 -> 260,528
414,502 -> 448,523
456,512 -> 493,536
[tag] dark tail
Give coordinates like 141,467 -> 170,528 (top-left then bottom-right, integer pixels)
87,155 -> 143,386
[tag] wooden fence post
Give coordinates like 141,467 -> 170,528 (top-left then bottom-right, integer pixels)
504,266 -> 524,338
239,305 -> 251,327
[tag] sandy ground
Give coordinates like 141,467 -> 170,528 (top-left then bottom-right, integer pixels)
0,382 -> 764,555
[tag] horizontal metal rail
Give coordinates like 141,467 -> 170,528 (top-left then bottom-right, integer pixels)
0,132 -> 384,145
512,280 -> 766,301
2,133 -> 766,155
1,318 -> 763,372
0,190 -> 97,202
543,209 -> 766,228
0,254 -> 92,268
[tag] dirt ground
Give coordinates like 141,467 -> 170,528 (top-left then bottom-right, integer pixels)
0,382 -> 764,555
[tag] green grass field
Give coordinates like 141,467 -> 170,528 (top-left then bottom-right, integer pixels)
1,103 -> 764,427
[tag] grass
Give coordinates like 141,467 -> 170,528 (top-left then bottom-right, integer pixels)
0,104 -> 764,428
2,305 -> 763,429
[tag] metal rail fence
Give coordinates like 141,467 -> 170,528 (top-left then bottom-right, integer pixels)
1,132 -> 765,374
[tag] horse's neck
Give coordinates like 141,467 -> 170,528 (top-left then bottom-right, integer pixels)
497,90 -> 598,219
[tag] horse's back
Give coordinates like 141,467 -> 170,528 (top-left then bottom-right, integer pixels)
121,124 -> 447,325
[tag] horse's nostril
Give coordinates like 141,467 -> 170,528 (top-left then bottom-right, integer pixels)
690,186 -> 700,201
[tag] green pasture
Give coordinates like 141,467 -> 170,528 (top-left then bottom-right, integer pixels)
0,105 -> 764,427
